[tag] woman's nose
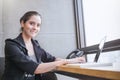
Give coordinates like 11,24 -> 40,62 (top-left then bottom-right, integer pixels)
33,25 -> 38,30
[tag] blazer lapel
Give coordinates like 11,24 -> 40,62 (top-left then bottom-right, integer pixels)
32,40 -> 41,63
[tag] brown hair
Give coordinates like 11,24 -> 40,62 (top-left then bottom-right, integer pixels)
20,11 -> 41,23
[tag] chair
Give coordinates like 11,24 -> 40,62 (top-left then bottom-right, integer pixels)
66,49 -> 84,59
42,72 -> 58,80
0,57 -> 5,79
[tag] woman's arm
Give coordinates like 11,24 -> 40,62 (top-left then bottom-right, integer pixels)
34,60 -> 68,74
34,57 -> 85,74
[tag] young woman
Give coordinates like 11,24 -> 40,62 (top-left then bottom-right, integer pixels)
1,11 -> 85,80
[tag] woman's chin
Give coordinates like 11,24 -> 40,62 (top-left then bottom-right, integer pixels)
30,34 -> 37,38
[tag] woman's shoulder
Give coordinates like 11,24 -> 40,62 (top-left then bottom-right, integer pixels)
5,38 -> 16,44
5,38 -> 19,44
5,38 -> 25,48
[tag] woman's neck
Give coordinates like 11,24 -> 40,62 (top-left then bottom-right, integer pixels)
22,33 -> 32,44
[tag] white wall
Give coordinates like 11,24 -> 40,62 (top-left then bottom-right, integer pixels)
2,0 -> 77,58
0,0 -> 3,57
0,0 -> 78,80
82,0 -> 120,63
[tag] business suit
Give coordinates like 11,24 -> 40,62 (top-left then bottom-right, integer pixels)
1,33 -> 57,80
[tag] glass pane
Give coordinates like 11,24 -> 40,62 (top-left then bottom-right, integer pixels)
82,0 -> 120,63
82,0 -> 120,46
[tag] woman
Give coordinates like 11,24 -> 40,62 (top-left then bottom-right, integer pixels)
1,11 -> 85,80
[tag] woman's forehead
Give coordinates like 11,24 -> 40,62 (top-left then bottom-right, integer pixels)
28,15 -> 41,23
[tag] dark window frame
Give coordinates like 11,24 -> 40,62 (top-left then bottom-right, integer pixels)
80,39 -> 120,54
73,0 -> 86,49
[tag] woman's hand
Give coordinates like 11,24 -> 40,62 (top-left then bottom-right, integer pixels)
66,57 -> 86,64
56,57 -> 86,64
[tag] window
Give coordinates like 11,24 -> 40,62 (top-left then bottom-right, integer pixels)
75,0 -> 120,62
82,0 -> 120,46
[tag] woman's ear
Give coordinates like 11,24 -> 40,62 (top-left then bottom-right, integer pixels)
20,21 -> 24,29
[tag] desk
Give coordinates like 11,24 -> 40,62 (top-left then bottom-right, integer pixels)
56,65 -> 120,80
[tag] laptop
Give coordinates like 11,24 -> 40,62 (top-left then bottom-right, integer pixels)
94,36 -> 107,62
67,36 -> 113,67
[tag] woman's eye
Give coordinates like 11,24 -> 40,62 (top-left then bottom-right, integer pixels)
30,22 -> 35,26
37,24 -> 40,27
29,21 -> 41,27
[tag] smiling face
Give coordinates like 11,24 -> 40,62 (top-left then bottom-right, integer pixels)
21,15 -> 41,38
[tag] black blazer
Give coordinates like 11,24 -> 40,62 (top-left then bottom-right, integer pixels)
1,33 -> 56,80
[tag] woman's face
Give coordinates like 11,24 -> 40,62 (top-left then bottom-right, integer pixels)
21,15 -> 41,38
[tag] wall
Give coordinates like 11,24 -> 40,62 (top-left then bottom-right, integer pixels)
0,0 -> 3,57
1,0 -> 77,58
0,0 -> 78,80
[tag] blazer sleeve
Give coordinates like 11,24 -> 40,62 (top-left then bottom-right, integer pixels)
34,40 -> 56,62
40,48 -> 56,62
5,40 -> 39,74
